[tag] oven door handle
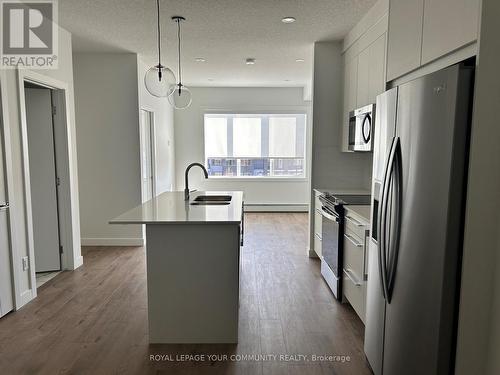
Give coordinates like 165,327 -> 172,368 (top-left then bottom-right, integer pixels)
321,207 -> 339,223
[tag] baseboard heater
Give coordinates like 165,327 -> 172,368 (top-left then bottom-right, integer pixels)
243,203 -> 308,212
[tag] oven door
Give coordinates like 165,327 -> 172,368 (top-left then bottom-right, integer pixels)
321,206 -> 342,299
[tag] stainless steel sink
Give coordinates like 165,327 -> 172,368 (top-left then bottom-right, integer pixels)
190,201 -> 231,206
193,195 -> 232,202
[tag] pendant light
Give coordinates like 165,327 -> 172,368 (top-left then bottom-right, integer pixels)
144,0 -> 176,97
168,16 -> 192,109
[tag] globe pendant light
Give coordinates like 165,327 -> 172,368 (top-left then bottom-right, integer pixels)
168,16 -> 192,109
144,0 -> 175,97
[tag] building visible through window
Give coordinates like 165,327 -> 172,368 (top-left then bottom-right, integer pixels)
204,113 -> 307,178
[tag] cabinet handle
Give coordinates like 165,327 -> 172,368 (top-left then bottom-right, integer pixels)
344,233 -> 363,247
345,215 -> 364,227
315,233 -> 322,241
344,268 -> 362,286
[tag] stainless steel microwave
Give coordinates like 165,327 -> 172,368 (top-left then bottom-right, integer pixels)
348,104 -> 375,152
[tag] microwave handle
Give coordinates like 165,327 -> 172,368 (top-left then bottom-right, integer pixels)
362,114 -> 371,143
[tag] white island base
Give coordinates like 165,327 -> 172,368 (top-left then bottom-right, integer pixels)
110,191 -> 244,344
146,223 -> 240,343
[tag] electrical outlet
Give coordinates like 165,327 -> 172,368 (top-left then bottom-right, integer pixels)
22,256 -> 29,271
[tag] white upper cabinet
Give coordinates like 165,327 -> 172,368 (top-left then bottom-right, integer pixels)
387,0 -> 480,81
356,34 -> 387,108
368,34 -> 387,104
342,54 -> 358,151
421,0 -> 480,65
347,55 -> 359,113
356,48 -> 370,107
386,0 -> 424,81
341,0 -> 389,152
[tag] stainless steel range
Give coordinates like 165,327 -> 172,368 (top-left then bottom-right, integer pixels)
319,193 -> 371,300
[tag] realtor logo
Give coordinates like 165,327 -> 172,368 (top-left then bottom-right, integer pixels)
1,0 -> 58,69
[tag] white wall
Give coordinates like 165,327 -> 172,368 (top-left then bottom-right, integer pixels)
0,27 -> 82,308
137,58 -> 176,194
311,42 -> 372,191
73,53 -> 143,246
455,0 -> 500,373
174,87 -> 311,208
487,222 -> 500,375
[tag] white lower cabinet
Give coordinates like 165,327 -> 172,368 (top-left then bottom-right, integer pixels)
343,270 -> 367,323
342,207 -> 370,323
313,191 -> 323,257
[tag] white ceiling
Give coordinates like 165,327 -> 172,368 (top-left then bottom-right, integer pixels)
59,0 -> 376,89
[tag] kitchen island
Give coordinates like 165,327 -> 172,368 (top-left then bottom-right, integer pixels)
110,191 -> 244,343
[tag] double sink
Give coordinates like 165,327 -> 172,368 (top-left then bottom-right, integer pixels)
190,195 -> 232,206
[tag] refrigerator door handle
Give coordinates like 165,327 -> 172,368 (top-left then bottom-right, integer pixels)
379,136 -> 398,301
386,138 -> 403,302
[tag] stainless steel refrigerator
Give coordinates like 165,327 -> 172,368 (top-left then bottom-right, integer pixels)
364,61 -> 475,375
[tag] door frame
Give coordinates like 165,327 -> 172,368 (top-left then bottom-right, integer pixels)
0,71 -> 19,309
139,107 -> 157,201
17,69 -> 81,301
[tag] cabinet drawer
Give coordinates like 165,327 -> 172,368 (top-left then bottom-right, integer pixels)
314,233 -> 322,257
343,270 -> 367,323
314,209 -> 322,237
343,232 -> 365,279
345,213 -> 368,240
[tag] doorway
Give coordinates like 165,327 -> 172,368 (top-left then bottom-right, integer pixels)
24,83 -> 62,278
139,109 -> 156,203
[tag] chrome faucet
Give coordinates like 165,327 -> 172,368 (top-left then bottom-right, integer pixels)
184,162 -> 209,200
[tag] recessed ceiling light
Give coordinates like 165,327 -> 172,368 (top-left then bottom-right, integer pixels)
295,58 -> 305,63
208,78 -> 214,81
284,79 -> 291,82
195,57 -> 206,62
245,58 -> 256,65
281,17 -> 296,24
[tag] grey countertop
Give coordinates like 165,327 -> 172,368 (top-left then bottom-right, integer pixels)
110,191 -> 244,225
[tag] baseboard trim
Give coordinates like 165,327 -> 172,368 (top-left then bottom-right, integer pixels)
244,203 -> 308,212
81,238 -> 145,246
73,255 -> 84,269
308,249 -> 320,258
17,289 -> 33,309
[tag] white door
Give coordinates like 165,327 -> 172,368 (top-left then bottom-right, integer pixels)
0,98 -> 14,317
25,88 -> 61,272
139,110 -> 154,203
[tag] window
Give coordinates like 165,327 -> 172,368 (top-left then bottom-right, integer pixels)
204,113 -> 307,178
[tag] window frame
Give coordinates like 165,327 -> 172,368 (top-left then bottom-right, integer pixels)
202,110 -> 309,181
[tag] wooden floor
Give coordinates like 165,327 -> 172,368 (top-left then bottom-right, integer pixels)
0,213 -> 372,375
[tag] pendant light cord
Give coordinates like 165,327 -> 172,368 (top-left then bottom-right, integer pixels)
157,0 -> 161,66
177,18 -> 182,91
